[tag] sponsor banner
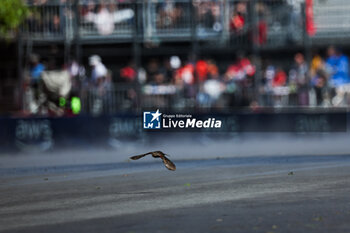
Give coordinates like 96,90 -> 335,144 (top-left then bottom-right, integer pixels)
15,119 -> 53,152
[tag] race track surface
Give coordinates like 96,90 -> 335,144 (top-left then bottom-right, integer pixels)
1,154 -> 350,233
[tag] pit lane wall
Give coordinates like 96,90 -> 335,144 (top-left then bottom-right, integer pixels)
0,110 -> 348,153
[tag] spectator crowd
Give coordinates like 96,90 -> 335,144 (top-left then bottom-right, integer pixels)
261,46 -> 350,107
116,45 -> 350,109
23,45 -> 350,116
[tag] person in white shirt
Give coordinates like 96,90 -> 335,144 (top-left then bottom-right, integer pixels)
89,55 -> 107,85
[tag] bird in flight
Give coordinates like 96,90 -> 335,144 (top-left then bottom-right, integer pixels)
130,151 -> 176,171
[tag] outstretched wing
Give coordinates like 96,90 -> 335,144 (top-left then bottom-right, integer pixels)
161,156 -> 176,171
130,152 -> 151,160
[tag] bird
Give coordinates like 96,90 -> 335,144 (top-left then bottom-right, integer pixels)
130,151 -> 176,171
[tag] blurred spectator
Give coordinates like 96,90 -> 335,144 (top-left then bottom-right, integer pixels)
208,2 -> 222,32
252,3 -> 267,45
161,57 -> 177,84
88,55 -> 113,115
195,1 -> 222,33
260,64 -> 276,106
68,60 -> 86,80
49,14 -> 61,34
89,55 -> 107,86
175,62 -> 194,85
83,1 -> 134,36
153,72 -> 166,85
22,54 -> 45,114
175,61 -> 195,98
170,56 -> 181,70
29,54 -> 45,85
146,59 -> 161,84
325,46 -> 350,106
230,2 -> 247,33
289,53 -> 309,105
207,60 -> 219,79
195,59 -> 209,83
225,62 -> 243,81
287,0 -> 304,15
272,68 -> 287,87
311,69 -> 328,106
325,46 -> 350,87
224,55 -> 255,107
198,78 -> 225,107
80,0 -> 96,18
157,1 -> 183,29
85,3 -> 115,35
195,59 -> 221,106
225,55 -> 255,82
68,60 -> 86,94
119,61 -> 139,109
310,53 -> 324,78
144,58 -> 177,85
255,20 -> 267,45
310,53 -> 328,98
120,62 -> 137,83
271,67 -> 288,107
264,64 -> 275,89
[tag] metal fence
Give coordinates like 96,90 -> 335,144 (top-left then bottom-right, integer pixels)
22,0 -> 73,41
195,0 -> 225,40
261,1 -> 303,47
145,0 -> 192,41
79,82 -> 350,115
312,0 -> 350,43
20,0 -> 310,47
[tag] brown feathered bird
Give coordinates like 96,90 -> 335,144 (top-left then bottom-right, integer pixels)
130,151 -> 176,171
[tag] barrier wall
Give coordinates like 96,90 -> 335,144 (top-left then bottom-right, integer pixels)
0,111 -> 348,153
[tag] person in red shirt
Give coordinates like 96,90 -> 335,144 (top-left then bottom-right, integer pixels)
252,3 -> 267,45
174,63 -> 194,85
230,2 -> 247,33
240,57 -> 256,77
207,60 -> 219,79
195,60 -> 209,83
120,65 -> 136,82
230,13 -> 245,32
255,20 -> 267,45
225,55 -> 255,81
272,68 -> 287,87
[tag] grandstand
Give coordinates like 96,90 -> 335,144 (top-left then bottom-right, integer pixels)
1,0 -> 350,115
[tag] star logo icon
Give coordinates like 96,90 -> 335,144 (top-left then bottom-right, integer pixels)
151,109 -> 162,122
143,109 -> 162,129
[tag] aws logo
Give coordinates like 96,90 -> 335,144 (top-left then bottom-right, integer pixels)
15,120 -> 53,151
